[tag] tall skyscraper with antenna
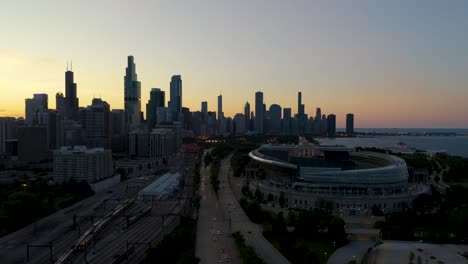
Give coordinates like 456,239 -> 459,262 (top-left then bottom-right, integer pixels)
64,61 -> 79,121
124,56 -> 141,131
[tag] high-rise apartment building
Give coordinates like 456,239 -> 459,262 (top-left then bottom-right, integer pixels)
124,56 -> 141,131
53,146 -> 113,183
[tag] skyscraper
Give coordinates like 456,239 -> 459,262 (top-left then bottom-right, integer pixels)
25,94 -> 48,125
255,91 -> 264,133
327,114 -> 336,138
169,75 -> 182,121
244,102 -> 250,131
65,66 -> 79,121
146,88 -> 165,130
218,95 -> 223,120
201,101 -> 208,114
124,56 -> 141,131
217,95 -> 225,134
282,108 -> 292,135
297,91 -> 306,134
346,113 -> 354,136
315,108 -> 321,120
269,104 -> 282,135
81,98 -> 112,148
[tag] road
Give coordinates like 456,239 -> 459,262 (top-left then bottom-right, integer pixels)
0,149 -> 197,264
217,155 -> 290,264
196,151 -> 240,264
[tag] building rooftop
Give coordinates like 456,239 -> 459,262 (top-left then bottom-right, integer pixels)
138,172 -> 181,196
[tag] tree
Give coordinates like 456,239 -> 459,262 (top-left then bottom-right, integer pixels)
272,212 -> 287,234
371,204 -> 384,216
279,191 -> 285,208
267,193 -> 274,203
328,217 -> 346,243
254,188 -> 263,203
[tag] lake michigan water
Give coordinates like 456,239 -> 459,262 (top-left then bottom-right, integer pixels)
319,129 -> 468,158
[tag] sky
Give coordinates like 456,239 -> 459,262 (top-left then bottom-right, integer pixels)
1,0 -> 467,128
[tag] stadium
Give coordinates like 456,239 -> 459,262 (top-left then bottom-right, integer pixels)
246,138 -> 429,216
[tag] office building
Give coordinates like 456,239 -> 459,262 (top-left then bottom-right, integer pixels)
233,113 -> 246,134
128,129 -> 150,157
124,55 -> 142,131
201,101 -> 208,114
81,98 -> 112,149
297,92 -> 307,134
244,102 -> 250,131
53,146 -> 113,183
17,126 -> 49,162
218,95 -> 225,134
327,114 -> 336,137
111,110 -> 126,136
255,91 -> 264,133
269,104 -> 282,135
37,111 -> 64,150
282,108 -> 292,135
150,128 -> 176,158
111,109 -> 126,152
64,66 -> 79,121
0,117 -> 17,154
56,92 -> 65,117
346,113 -> 354,136
169,75 -> 182,121
25,94 -> 48,125
146,88 -> 165,130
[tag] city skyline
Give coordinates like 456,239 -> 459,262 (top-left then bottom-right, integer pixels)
1,1 -> 468,128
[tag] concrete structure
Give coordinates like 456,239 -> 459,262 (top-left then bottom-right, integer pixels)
124,55 -> 142,131
255,91 -> 264,133
247,140 -> 429,216
53,146 -> 113,183
146,88 -> 165,130
25,94 -> 48,125
81,98 -> 112,149
138,172 -> 181,202
346,113 -> 354,136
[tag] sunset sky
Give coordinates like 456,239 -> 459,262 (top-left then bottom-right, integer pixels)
1,0 -> 467,128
